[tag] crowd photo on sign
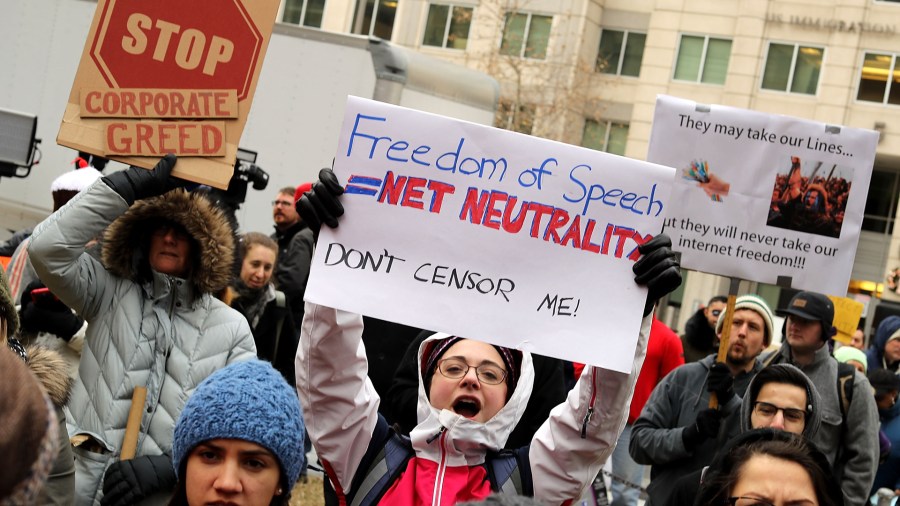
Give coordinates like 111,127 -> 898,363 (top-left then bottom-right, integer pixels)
3,1 -> 900,506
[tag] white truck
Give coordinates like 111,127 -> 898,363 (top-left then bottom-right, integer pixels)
0,0 -> 498,237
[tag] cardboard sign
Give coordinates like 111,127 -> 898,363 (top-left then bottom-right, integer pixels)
57,0 -> 280,188
647,95 -> 878,295
828,295 -> 864,345
304,97 -> 675,372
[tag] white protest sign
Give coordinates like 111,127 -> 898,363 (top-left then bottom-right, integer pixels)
304,97 -> 674,372
647,95 -> 877,295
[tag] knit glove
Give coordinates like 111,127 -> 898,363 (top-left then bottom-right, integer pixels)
102,154 -> 185,205
632,234 -> 682,316
295,168 -> 345,234
706,362 -> 735,405
101,455 -> 177,506
19,281 -> 84,341
682,408 -> 721,450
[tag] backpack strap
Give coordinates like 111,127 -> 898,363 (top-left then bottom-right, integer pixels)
485,445 -> 533,496
837,361 -> 855,419
347,418 -> 414,506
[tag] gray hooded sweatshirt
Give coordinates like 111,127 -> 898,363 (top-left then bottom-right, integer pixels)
630,355 -> 759,505
762,342 -> 879,506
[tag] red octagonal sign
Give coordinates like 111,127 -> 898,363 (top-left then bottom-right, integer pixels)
90,0 -> 262,101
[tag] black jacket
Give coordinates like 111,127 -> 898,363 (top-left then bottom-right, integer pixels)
232,292 -> 298,386
680,309 -> 718,364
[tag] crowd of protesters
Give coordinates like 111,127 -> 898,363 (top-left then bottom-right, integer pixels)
767,156 -> 853,239
0,152 -> 893,506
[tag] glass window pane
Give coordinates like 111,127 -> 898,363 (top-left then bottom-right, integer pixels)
701,38 -> 732,84
352,0 -> 376,35
423,4 -> 449,47
858,52 -> 891,103
674,36 -> 704,81
620,32 -> 646,77
762,43 -> 793,91
282,0 -> 304,24
447,6 -> 472,50
303,0 -> 325,27
790,46 -> 822,94
888,57 -> 900,105
500,13 -> 527,56
373,0 -> 396,39
582,119 -> 608,151
865,170 -> 897,218
607,123 -> 629,156
597,30 -> 625,74
524,15 -> 552,59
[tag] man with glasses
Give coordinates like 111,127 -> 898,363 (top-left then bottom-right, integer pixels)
762,291 -> 879,506
631,294 -> 775,505
666,363 -> 824,504
681,295 -> 727,363
270,184 -> 315,330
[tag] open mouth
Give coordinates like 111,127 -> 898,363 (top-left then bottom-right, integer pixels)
452,397 -> 482,419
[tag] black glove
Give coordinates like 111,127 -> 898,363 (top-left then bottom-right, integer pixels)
682,408 -> 721,449
632,234 -> 682,316
102,154 -> 184,205
19,281 -> 84,341
101,454 -> 177,506
706,362 -> 735,405
296,168 -> 345,234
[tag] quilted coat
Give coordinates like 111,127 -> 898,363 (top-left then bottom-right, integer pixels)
29,180 -> 256,504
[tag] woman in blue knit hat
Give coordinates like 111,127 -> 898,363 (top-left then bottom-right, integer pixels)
166,360 -> 306,506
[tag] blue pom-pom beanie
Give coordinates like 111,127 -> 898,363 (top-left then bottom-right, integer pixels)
172,360 -> 305,487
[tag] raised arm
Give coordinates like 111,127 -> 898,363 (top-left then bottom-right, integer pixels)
294,301 -> 379,494
530,314 -> 652,501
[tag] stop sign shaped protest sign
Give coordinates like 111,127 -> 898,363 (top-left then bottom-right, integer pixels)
90,0 -> 262,100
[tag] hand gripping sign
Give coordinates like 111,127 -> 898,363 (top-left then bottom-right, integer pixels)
304,97 -> 675,372
58,0 -> 280,188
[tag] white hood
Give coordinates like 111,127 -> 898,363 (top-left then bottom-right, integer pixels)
409,333 -> 535,467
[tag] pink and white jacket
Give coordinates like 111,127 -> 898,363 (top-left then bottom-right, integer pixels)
296,301 -> 651,505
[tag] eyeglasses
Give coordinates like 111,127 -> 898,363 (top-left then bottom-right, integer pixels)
711,309 -> 722,317
152,223 -> 190,241
271,200 -> 293,207
437,358 -> 507,385
753,401 -> 806,424
726,496 -> 815,506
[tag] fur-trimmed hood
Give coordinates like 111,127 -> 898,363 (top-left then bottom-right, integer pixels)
102,189 -> 234,295
24,345 -> 72,408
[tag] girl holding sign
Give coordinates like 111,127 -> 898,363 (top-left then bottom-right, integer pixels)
294,170 -> 681,504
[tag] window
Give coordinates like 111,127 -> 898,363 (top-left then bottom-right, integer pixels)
761,43 -> 823,95
352,0 -> 397,39
863,169 -> 900,234
495,101 -> 535,135
422,4 -> 473,49
500,13 -> 552,59
282,0 -> 325,28
857,52 -> 900,105
673,35 -> 732,84
582,119 -> 629,156
596,29 -> 646,77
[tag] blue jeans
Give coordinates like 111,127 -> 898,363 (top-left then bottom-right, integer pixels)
610,424 -> 644,506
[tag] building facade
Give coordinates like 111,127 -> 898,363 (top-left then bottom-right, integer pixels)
282,0 -> 900,335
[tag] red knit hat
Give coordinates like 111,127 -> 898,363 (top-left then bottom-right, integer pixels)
293,182 -> 313,204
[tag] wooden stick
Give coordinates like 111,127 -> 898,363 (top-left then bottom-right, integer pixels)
709,278 -> 741,409
120,386 -> 147,460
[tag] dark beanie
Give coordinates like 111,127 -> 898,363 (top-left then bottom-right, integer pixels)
422,336 -> 521,399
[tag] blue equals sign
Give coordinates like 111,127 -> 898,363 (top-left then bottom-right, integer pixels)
345,175 -> 382,196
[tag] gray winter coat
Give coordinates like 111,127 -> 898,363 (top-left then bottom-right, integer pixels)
29,181 -> 256,504
629,355 -> 759,505
762,342 -> 879,506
